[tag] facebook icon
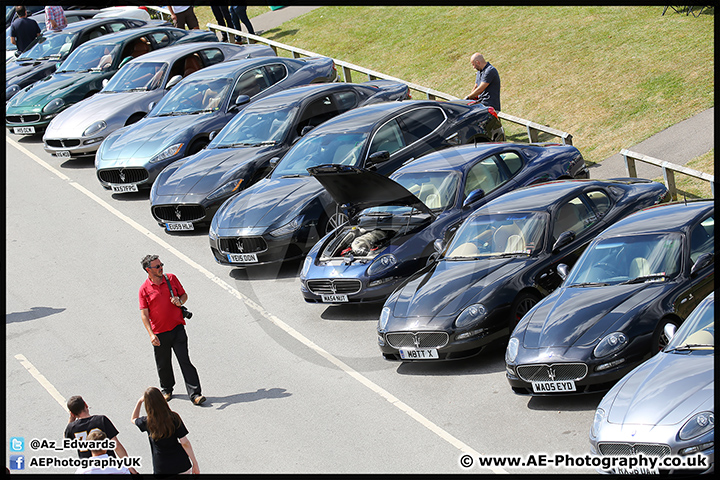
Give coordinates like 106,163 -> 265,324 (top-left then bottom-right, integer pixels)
10,455 -> 25,470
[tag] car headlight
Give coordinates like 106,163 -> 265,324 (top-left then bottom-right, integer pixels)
43,98 -> 65,114
83,120 -> 107,137
149,143 -> 183,164
269,216 -> 302,238
455,303 -> 487,329
207,178 -> 244,201
208,219 -> 219,240
506,337 -> 519,363
590,408 -> 606,439
679,411 -> 714,440
593,332 -> 627,358
366,254 -> 397,277
301,256 -> 312,277
378,306 -> 391,331
6,84 -> 19,98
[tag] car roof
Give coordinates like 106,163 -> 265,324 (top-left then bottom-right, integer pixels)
183,56 -> 294,80
306,100 -> 451,135
470,179 -> 637,216
596,199 -> 713,237
125,41 -> 231,64
242,82 -> 373,110
79,24 -> 161,47
39,16 -> 140,35
395,142 -> 533,173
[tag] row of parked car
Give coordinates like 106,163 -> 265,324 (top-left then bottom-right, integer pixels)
6,17 -> 714,473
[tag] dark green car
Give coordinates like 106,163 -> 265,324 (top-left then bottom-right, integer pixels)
6,25 -> 216,136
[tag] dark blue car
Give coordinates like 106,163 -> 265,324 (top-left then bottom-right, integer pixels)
95,55 -> 337,194
149,80 -> 410,232
506,200 -> 714,395
300,142 -> 589,304
377,179 -> 671,362
208,99 -> 506,267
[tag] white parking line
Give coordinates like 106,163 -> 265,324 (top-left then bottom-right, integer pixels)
15,354 -> 68,412
8,137 -> 506,473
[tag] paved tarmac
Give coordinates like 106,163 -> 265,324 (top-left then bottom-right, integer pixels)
251,7 -> 714,182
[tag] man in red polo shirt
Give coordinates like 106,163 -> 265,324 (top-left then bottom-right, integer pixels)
139,255 -> 205,405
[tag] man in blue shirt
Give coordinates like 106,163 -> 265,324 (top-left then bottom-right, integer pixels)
9,6 -> 41,54
465,53 -> 501,111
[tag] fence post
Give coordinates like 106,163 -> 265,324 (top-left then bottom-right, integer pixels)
662,166 -> 678,201
342,66 -> 353,83
292,51 -> 302,58
527,126 -> 539,143
622,152 -> 638,178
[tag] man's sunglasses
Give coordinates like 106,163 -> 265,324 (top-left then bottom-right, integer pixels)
148,263 -> 164,269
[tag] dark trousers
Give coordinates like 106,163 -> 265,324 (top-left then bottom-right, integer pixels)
153,324 -> 201,399
210,6 -> 233,41
230,6 -> 255,35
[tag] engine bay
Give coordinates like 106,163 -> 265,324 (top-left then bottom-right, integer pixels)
320,226 -> 395,260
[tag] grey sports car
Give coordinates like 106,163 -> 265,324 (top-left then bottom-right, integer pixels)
42,42 -> 274,159
94,55 -> 337,194
589,291 -> 714,475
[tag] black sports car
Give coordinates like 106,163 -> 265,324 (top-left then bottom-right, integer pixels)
208,99 -> 506,266
300,142 -> 588,304
149,80 -> 410,232
505,200 -> 714,395
6,17 -> 151,102
377,178 -> 670,362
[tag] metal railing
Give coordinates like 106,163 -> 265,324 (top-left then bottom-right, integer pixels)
144,4 -> 575,146
621,149 -> 714,199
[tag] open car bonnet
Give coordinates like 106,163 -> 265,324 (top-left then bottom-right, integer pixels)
307,164 -> 434,219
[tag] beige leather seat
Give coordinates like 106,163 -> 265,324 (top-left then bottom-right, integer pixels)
183,55 -> 203,77
629,257 -> 650,278
493,224 -> 522,252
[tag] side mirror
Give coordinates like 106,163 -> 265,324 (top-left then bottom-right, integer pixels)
690,252 -> 713,276
462,189 -> 485,208
102,78 -> 109,88
148,101 -> 156,112
433,238 -> 444,254
117,56 -> 132,69
165,75 -> 182,90
663,323 -> 677,343
208,130 -> 217,142
300,125 -> 313,137
269,157 -> 281,168
56,62 -> 62,71
234,94 -> 251,106
367,150 -> 390,165
552,231 -> 576,254
557,263 -> 569,280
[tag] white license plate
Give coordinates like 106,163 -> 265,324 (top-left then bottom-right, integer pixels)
13,126 -> 35,134
611,467 -> 659,475
111,184 -> 138,193
399,348 -> 439,360
55,150 -> 71,158
532,380 -> 576,393
166,222 -> 194,231
321,294 -> 348,303
227,253 -> 258,263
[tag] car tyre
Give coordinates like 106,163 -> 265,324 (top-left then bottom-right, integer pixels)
510,291 -> 541,329
187,139 -> 208,156
652,317 -> 680,353
322,211 -> 348,236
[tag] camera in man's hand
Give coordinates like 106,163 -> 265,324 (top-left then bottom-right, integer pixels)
180,306 -> 193,319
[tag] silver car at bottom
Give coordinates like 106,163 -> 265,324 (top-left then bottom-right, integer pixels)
589,291 -> 714,474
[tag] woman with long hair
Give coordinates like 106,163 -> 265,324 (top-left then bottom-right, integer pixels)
131,387 -> 200,474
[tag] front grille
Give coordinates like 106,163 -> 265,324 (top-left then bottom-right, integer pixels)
46,139 -> 81,148
386,331 -> 450,349
153,205 -> 206,222
307,279 -> 362,295
6,114 -> 41,123
598,443 -> 671,457
516,363 -> 588,382
98,168 -> 149,184
219,236 -> 268,254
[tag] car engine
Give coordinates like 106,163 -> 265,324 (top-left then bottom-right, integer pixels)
322,227 -> 394,259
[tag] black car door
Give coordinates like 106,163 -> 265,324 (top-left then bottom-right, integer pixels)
675,213 -> 714,319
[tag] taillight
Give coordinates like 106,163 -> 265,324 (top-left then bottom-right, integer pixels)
487,106 -> 498,119
407,92 -> 412,99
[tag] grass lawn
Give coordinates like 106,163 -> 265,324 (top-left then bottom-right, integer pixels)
196,6 -> 713,178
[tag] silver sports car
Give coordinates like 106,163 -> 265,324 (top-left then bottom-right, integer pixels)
589,291 -> 714,474
42,42 -> 274,158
